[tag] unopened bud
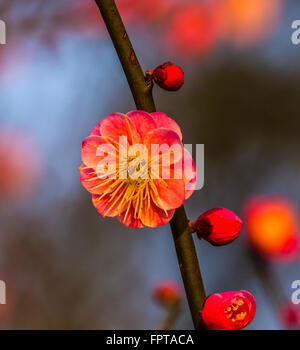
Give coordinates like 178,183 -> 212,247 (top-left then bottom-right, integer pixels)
192,207 -> 242,246
152,62 -> 184,91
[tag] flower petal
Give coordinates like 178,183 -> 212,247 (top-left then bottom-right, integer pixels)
90,120 -> 102,136
127,110 -> 157,140
145,128 -> 183,167
100,112 -> 140,144
151,112 -> 183,140
92,193 -> 121,218
152,178 -> 185,211
183,148 -> 197,199
140,200 -> 175,227
239,291 -> 256,324
117,204 -> 145,228
79,163 -> 114,195
81,135 -> 117,168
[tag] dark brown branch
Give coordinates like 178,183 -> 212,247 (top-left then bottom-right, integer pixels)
170,207 -> 206,329
94,0 -> 155,112
94,0 -> 206,329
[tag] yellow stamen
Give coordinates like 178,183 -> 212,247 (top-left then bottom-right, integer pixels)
224,299 -> 248,323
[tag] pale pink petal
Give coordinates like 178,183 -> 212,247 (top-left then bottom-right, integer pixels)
127,110 -> 157,140
100,112 -> 141,144
81,135 -> 117,168
145,128 -> 182,148
183,148 -> 197,199
151,112 -> 183,140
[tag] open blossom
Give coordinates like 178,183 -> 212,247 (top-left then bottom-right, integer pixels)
153,280 -> 181,306
192,207 -> 242,246
244,196 -> 300,262
201,290 -> 256,330
79,111 -> 196,228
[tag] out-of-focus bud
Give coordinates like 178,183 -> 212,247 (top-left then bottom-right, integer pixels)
0,128 -> 41,203
163,2 -> 222,60
192,207 -> 242,246
243,196 -> 300,262
152,62 -> 184,91
153,280 -> 181,306
201,290 -> 256,330
221,0 -> 283,47
279,303 -> 300,329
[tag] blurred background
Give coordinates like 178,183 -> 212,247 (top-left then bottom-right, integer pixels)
0,0 -> 300,330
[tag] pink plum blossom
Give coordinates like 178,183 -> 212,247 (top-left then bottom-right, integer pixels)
79,111 -> 196,228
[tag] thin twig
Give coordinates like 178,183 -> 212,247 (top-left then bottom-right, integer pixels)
94,0 -> 206,329
158,301 -> 181,330
248,249 -> 285,308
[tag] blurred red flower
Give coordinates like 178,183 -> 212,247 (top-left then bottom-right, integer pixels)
64,0 -> 177,37
201,290 -> 256,330
163,1 -> 222,60
243,196 -> 300,262
153,280 -> 181,306
117,0 -> 176,25
221,0 -> 284,47
0,128 -> 41,202
279,303 -> 300,329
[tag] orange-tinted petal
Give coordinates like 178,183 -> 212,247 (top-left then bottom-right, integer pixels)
117,204 -> 145,228
151,112 -> 183,140
152,178 -> 185,211
92,193 -> 121,218
140,200 -> 175,227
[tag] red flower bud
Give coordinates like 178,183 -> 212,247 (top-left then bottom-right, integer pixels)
193,207 -> 242,246
152,62 -> 184,91
201,290 -> 256,330
153,280 -> 181,306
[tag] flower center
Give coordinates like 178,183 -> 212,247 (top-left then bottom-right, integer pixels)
92,150 -> 169,222
224,298 -> 248,323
